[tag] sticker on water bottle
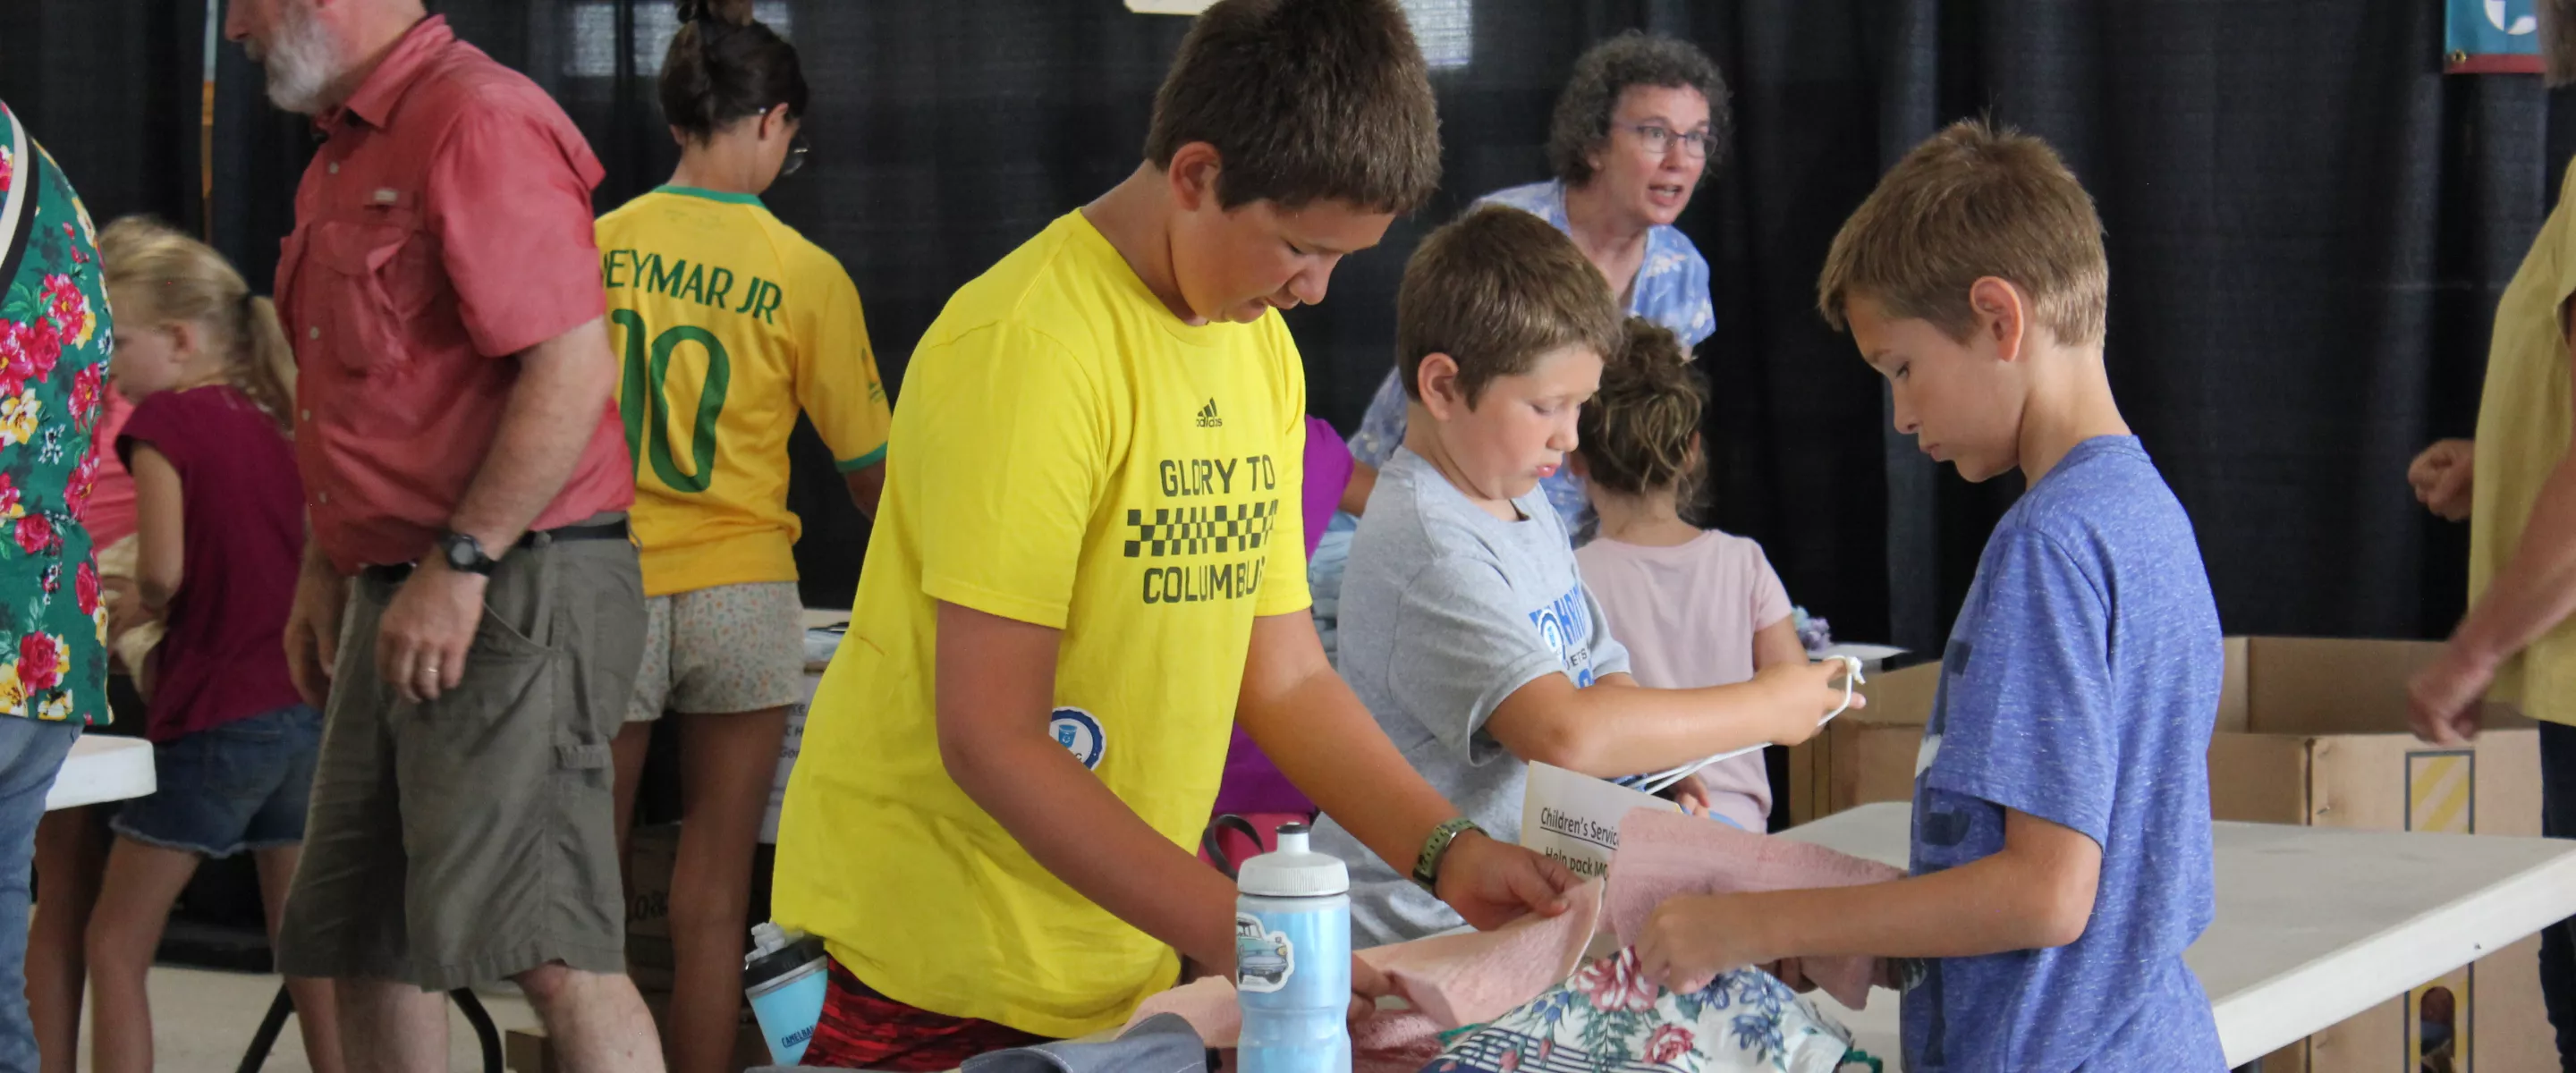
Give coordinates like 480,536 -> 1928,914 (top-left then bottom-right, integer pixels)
1233,913 -> 1295,993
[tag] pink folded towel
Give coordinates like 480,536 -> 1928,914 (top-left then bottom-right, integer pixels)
1126,812 -> 1902,1068
1605,807 -> 1903,1009
1357,875 -> 1600,1027
1128,976 -> 1240,1048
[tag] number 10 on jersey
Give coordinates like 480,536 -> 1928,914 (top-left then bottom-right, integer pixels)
612,308 -> 733,494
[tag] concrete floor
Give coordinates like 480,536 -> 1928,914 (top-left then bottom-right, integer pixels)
71,967 -> 543,1072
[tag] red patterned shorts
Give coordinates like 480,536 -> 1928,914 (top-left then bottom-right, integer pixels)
799,959 -> 1054,1070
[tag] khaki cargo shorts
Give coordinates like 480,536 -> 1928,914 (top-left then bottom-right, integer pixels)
275,524 -> 645,991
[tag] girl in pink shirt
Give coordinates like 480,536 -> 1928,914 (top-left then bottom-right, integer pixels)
1572,319 -> 1805,831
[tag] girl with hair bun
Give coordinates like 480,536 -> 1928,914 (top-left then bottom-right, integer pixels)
1570,318 -> 1807,832
596,3 -> 892,1069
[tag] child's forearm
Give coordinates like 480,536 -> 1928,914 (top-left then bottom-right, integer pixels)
1490,673 -> 1785,778
935,600 -> 1240,971
949,731 -> 1241,971
1240,613 -> 1456,874
1726,811 -> 2100,962
1734,856 -> 2089,962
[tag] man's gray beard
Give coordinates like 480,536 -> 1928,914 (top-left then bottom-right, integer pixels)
253,2 -> 342,115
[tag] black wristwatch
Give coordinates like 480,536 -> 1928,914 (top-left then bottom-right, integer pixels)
436,530 -> 498,576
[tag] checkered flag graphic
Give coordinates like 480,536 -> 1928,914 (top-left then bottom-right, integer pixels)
1123,500 -> 1277,557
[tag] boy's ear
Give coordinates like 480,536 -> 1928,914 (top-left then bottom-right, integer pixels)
1970,276 -> 2028,366
1165,142 -> 1224,214
1417,352 -> 1466,420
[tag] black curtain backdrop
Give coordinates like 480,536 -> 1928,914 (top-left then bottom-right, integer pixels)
0,1 -> 208,237
6,0 -> 2569,655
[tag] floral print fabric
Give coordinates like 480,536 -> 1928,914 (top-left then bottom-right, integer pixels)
1422,950 -> 1860,1073
0,102 -> 113,726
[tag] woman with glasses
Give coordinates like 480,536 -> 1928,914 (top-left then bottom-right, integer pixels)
1343,30 -> 1726,536
1304,30 -> 1729,681
594,3 -> 891,1069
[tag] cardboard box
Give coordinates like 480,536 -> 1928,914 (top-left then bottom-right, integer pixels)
625,823 -> 680,994
1784,637 -> 2549,1073
762,672 -> 828,844
504,1028 -> 553,1073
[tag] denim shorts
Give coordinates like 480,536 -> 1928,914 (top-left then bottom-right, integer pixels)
110,704 -> 323,858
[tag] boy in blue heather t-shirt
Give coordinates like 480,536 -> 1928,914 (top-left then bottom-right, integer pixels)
1633,120 -> 2226,1071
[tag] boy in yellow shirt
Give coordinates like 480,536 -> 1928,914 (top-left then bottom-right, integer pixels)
771,1 -> 1578,1067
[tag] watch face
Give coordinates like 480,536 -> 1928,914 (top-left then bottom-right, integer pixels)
445,536 -> 477,569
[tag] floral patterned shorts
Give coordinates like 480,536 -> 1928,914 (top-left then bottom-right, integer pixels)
624,581 -> 807,722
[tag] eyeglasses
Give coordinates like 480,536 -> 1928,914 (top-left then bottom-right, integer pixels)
782,136 -> 810,176
1622,123 -> 1715,160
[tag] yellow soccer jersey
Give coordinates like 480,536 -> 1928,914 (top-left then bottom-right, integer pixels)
597,186 -> 891,596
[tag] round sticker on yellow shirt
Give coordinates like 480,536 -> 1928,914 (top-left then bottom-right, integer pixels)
1048,707 -> 1105,770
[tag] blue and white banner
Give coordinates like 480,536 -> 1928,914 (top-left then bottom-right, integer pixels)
2449,0 -> 2546,73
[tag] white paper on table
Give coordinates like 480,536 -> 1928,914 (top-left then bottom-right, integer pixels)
1521,760 -> 1679,883
1813,643 -> 1905,672
760,672 -> 826,844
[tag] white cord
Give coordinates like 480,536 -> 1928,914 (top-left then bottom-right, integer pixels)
1631,655 -> 1864,796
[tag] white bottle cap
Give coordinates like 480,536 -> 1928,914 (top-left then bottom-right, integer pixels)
748,921 -> 793,959
1236,823 -> 1348,898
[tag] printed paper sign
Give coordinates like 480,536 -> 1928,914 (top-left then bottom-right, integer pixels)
759,672 -> 827,844
1521,761 -> 1679,882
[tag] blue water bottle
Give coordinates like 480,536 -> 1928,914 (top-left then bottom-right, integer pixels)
742,922 -> 828,1065
1235,822 -> 1351,1073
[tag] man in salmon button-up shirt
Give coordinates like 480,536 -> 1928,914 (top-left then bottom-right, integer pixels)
225,1 -> 659,1068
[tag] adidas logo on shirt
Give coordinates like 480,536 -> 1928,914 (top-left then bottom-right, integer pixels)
1196,399 -> 1224,428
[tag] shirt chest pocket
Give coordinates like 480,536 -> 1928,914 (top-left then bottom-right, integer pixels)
302,216 -> 436,376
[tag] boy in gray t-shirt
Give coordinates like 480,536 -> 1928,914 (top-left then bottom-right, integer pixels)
1315,446 -> 1633,942
1310,207 -> 1850,946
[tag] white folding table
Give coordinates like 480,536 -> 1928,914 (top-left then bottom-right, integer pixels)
45,733 -> 153,811
1784,802 -> 2576,1069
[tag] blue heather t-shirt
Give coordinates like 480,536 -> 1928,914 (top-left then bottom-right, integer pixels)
1903,436 -> 2225,1071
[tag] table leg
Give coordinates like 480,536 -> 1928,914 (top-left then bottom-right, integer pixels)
231,986 -> 294,1073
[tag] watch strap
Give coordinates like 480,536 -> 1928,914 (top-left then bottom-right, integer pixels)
1411,816 -> 1479,891
440,530 -> 496,575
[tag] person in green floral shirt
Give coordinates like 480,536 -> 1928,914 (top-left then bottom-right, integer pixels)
0,97 -> 115,1069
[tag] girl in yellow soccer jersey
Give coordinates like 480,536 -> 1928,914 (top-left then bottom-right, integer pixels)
593,4 -> 888,1071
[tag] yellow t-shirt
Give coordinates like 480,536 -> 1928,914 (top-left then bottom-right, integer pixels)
2473,160 -> 2576,724
772,211 -> 1311,1037
596,187 -> 892,597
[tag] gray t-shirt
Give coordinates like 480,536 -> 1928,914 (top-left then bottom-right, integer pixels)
1311,447 -> 1631,946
